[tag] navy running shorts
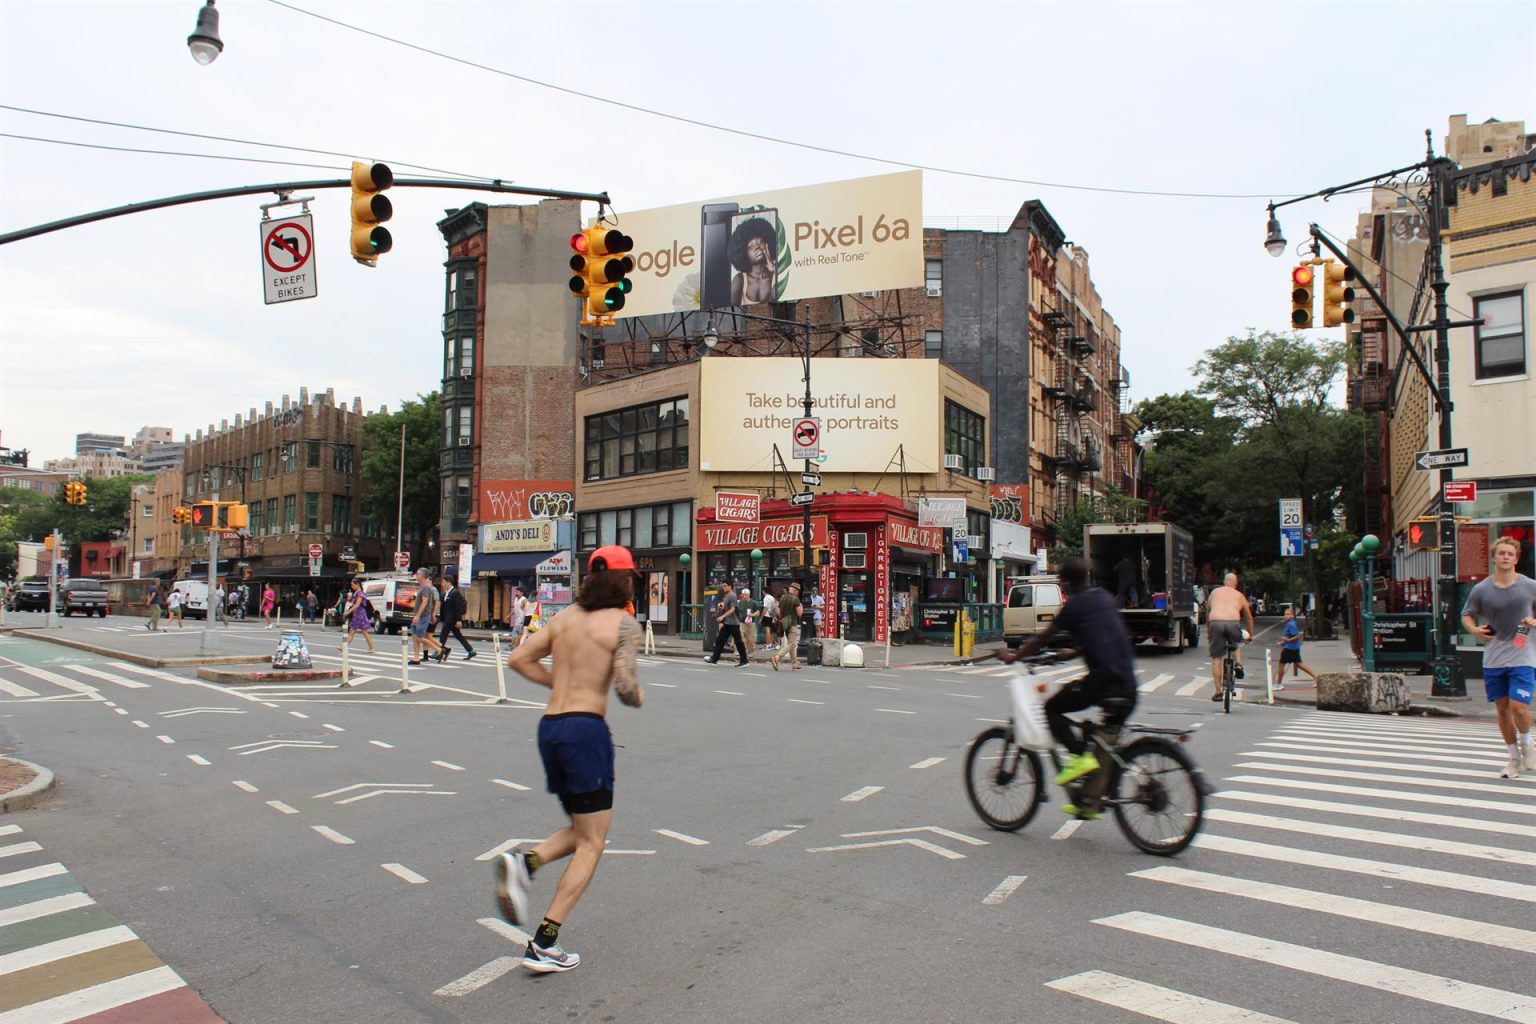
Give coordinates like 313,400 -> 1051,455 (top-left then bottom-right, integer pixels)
537,712 -> 615,814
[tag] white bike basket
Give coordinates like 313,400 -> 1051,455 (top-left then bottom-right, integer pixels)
1009,670 -> 1054,751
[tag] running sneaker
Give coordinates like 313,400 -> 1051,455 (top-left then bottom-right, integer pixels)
1061,803 -> 1103,821
1500,755 -> 1521,780
1054,751 -> 1099,786
522,940 -> 580,973
494,849 -> 532,927
1522,744 -> 1536,772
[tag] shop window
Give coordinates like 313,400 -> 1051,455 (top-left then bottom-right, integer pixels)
1474,291 -> 1525,379
583,397 -> 690,481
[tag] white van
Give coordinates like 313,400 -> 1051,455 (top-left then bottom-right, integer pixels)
172,580 -> 210,619
362,576 -> 420,634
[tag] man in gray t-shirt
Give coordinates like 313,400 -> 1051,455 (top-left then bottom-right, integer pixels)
1460,536 -> 1536,778
705,581 -> 748,666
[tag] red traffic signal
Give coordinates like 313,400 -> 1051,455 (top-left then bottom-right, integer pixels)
1290,265 -> 1315,329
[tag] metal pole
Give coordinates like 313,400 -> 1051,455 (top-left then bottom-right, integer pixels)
396,422 -> 406,570
201,527 -> 219,655
46,528 -> 60,628
801,320 -> 815,659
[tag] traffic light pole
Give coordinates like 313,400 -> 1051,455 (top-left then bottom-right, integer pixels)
201,528 -> 220,657
0,178 -> 612,246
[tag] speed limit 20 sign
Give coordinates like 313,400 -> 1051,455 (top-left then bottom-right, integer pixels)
1278,498 -> 1302,528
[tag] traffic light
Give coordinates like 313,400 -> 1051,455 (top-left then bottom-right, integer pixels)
568,224 -> 634,326
44,534 -> 55,552
349,160 -> 393,266
1407,518 -> 1440,550
63,481 -> 87,505
216,503 -> 250,530
172,507 -> 190,526
189,502 -> 218,530
1320,260 -> 1357,327
1290,264 -> 1315,329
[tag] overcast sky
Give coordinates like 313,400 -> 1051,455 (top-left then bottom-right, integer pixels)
2,0 -> 1532,465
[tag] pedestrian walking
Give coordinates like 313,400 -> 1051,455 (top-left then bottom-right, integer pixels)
436,568 -> 476,661
166,588 -> 185,630
497,545 -> 644,973
409,568 -> 444,665
214,584 -> 230,628
340,578 -> 377,654
517,589 -> 544,649
1272,606 -> 1318,690
304,589 -> 319,624
704,581 -> 747,666
770,582 -> 803,671
761,589 -> 780,650
1460,535 -> 1536,779
260,585 -> 276,629
739,587 -> 758,659
144,581 -> 163,631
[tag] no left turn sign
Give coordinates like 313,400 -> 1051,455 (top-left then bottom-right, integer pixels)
261,213 -> 318,305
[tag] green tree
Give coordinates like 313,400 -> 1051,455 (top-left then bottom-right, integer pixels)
1047,489 -> 1146,566
0,487 -> 50,580
359,392 -> 441,566
5,476 -> 151,579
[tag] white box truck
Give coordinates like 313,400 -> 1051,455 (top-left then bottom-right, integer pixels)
1082,521 -> 1197,650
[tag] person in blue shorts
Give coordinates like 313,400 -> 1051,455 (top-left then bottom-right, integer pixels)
1272,606 -> 1318,691
499,545 -> 644,973
1461,536 -> 1536,779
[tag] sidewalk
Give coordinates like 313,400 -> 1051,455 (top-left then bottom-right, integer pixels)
0,812 -> 227,1023
1257,634 -> 1496,721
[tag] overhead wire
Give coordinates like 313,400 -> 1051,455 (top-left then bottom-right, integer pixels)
266,0 -> 1290,202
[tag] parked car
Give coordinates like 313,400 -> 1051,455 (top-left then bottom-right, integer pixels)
1002,576 -> 1064,648
362,576 -> 420,634
60,578 -> 110,617
9,579 -> 52,612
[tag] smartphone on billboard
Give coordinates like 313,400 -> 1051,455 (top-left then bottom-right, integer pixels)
699,202 -> 739,309
728,207 -> 779,306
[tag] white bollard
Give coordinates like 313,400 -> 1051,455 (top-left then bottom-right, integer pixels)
399,629 -> 412,693
644,618 -> 656,656
1265,649 -> 1275,704
339,640 -> 351,688
493,632 -> 510,705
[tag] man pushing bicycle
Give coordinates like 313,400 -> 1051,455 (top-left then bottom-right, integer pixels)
997,555 -> 1139,818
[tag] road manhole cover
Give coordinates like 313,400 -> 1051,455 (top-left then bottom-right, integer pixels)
268,730 -> 330,740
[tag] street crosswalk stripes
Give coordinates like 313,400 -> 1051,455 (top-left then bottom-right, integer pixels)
0,825 -> 224,1024
1045,710 -> 1536,1023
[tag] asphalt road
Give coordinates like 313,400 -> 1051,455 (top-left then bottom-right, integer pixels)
2,621 -> 1532,1024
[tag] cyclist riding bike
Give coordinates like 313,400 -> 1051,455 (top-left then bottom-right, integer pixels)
998,555 -> 1138,817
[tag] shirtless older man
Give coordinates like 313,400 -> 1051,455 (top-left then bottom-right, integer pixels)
497,545 -> 644,973
1206,572 -> 1255,701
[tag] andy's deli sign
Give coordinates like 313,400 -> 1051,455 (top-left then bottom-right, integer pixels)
696,516 -> 829,552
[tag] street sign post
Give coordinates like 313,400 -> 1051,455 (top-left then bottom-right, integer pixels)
308,543 -> 324,559
1443,480 -> 1478,503
788,492 -> 815,508
1278,498 -> 1302,529
791,417 -> 821,461
1280,527 -> 1304,557
308,557 -> 322,577
260,214 -> 317,305
1414,447 -> 1469,471
800,472 -> 823,487
952,538 -> 969,563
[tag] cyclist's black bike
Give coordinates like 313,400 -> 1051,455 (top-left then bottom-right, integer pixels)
964,656 -> 1208,855
1219,635 -> 1240,713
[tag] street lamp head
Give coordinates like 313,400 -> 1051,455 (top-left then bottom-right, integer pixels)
750,548 -> 763,562
1264,205 -> 1287,258
702,322 -> 719,350
1350,545 -> 1362,562
679,553 -> 691,568
1360,534 -> 1380,555
187,0 -> 223,65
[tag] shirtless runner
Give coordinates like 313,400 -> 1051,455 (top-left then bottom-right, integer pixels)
497,545 -> 644,973
1205,572 -> 1255,701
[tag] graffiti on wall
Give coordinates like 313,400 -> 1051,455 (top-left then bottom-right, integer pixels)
480,479 -> 575,521
988,484 -> 1029,525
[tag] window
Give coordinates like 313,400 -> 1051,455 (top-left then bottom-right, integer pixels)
926,260 -> 943,285
578,501 -> 692,550
583,397 -> 690,481
945,400 -> 986,477
143,538 -> 154,554
306,442 -> 322,470
283,494 -> 296,531
142,504 -> 154,517
441,474 -> 471,534
925,330 -> 943,359
249,501 -> 263,537
266,498 -> 279,535
332,444 -> 353,474
1474,291 -> 1525,379
282,444 -> 297,473
251,450 -> 263,481
458,335 -> 474,376
447,265 -> 477,311
305,492 -> 320,531
459,407 -> 473,446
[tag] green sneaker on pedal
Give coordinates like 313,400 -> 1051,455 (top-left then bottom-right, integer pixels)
1054,750 -> 1099,786
1062,803 -> 1103,821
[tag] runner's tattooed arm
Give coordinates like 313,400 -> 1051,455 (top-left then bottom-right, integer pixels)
613,616 -> 644,708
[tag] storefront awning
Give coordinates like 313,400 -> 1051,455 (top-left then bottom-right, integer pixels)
472,551 -> 550,575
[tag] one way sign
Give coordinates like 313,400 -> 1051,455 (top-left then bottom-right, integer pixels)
1414,447 -> 1469,471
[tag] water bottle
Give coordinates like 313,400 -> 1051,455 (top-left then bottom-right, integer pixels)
1516,622 -> 1530,650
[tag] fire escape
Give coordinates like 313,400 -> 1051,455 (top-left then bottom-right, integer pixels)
1042,306 -> 1098,520
1109,366 -> 1134,495
1349,321 -> 1392,539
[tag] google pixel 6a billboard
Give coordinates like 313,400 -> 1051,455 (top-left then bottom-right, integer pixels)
604,171 -> 923,318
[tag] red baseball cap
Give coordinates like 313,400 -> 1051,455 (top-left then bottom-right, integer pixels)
588,545 -> 635,572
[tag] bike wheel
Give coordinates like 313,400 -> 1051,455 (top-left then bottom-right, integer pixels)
1110,737 -> 1205,855
1222,659 -> 1233,714
964,726 -> 1043,832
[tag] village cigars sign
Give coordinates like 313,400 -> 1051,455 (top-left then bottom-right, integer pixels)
887,516 -> 944,553
696,516 -> 829,552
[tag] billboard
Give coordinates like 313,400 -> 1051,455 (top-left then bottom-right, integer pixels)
698,358 -> 940,473
608,171 -> 922,319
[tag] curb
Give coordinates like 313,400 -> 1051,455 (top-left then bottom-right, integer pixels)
0,758 -> 57,813
197,667 -> 343,685
2,627 -> 268,669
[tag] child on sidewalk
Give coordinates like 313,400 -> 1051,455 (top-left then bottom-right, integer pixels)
1274,606 -> 1319,691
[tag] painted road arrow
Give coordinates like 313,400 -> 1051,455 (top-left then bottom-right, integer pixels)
806,825 -> 988,860
229,739 -> 337,756
312,782 -> 455,805
807,837 -> 969,860
840,826 -> 989,846
159,706 -> 247,718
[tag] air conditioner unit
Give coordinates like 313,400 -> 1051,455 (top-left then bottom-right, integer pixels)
967,534 -> 984,548
844,532 -> 868,549
976,466 -> 996,481
289,525 -> 299,534
859,291 -> 879,298
943,453 -> 964,470
457,437 -> 470,446
925,285 -> 942,298
842,551 -> 867,569
459,367 -> 472,377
